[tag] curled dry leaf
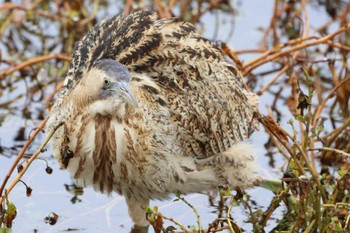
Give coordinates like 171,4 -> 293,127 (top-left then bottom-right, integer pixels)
44,212 -> 58,225
259,115 -> 289,144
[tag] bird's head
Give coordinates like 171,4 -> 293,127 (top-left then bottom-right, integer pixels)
69,59 -> 138,117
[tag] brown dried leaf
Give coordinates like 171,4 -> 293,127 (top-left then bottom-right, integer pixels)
286,95 -> 297,116
297,89 -> 310,116
336,80 -> 350,118
259,115 -> 289,144
154,212 -> 164,233
44,212 -> 59,225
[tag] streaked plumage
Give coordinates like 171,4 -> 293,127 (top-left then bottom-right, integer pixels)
46,11 -> 261,227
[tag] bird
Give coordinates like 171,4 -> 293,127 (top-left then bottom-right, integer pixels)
46,10 -> 263,231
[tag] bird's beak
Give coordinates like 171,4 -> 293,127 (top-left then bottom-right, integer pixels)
114,82 -> 139,108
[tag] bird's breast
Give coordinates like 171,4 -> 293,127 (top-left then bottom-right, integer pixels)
61,112 -> 144,194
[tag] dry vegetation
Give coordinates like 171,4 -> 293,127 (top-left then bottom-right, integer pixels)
0,0 -> 349,232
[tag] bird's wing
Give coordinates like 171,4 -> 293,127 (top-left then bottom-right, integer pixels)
63,11 -> 259,159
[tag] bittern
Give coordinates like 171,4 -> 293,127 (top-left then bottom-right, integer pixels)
47,10 -> 267,232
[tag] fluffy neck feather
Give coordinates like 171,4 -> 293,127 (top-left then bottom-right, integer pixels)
88,98 -> 133,119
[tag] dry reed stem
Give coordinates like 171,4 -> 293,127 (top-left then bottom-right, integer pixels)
0,119 -> 63,206
0,54 -> 71,79
0,116 -> 49,198
0,2 -> 60,20
257,64 -> 291,95
312,78 -> 350,128
309,147 -> 350,158
243,22 -> 350,76
161,215 -> 189,233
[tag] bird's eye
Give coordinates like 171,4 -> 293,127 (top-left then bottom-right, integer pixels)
104,79 -> 110,86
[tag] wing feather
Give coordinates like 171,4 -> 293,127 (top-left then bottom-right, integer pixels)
62,11 -> 259,159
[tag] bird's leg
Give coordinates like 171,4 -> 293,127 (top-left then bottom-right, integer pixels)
258,177 -> 283,193
125,195 -> 150,232
258,177 -> 297,206
130,225 -> 149,233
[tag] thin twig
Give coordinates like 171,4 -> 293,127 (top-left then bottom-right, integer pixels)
177,195 -> 202,232
226,197 -> 235,233
233,48 -> 266,54
0,116 -> 49,198
243,22 -> 350,76
309,147 -> 350,158
258,114 -> 305,174
0,120 -> 63,205
226,197 -> 241,233
0,54 -> 70,79
321,117 -> 350,143
78,0 -> 99,26
257,63 -> 291,95
0,2 -> 60,20
282,128 -> 328,202
312,78 -> 350,128
162,215 -> 190,233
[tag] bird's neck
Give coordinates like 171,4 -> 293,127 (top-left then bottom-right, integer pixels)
66,88 -> 136,121
88,98 -> 133,120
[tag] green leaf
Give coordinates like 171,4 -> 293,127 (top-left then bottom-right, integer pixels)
0,228 -> 12,233
145,206 -> 153,214
3,196 -> 17,228
337,167 -> 347,177
219,187 -> 232,197
295,115 -> 305,123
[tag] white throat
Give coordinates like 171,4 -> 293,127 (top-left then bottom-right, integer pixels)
88,97 -> 130,118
